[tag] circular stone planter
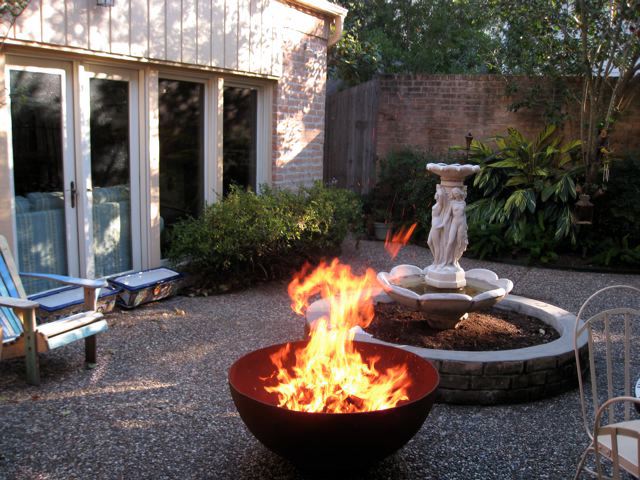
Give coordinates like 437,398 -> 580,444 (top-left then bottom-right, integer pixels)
305,293 -> 588,405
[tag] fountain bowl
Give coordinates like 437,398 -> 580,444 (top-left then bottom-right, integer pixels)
376,265 -> 514,330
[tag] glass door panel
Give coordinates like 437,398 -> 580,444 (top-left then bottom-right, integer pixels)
9,69 -> 70,294
87,77 -> 133,278
158,78 -> 205,257
223,86 -> 257,195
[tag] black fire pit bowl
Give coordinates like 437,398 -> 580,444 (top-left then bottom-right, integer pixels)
228,340 -> 439,470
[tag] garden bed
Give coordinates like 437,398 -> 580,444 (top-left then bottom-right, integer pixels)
367,303 -> 559,351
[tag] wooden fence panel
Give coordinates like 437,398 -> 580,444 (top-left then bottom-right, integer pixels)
324,79 -> 379,194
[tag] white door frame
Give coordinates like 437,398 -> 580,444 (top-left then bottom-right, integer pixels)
79,63 -> 142,278
4,57 -> 80,277
223,79 -> 272,194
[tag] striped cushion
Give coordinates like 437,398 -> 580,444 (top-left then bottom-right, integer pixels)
26,191 -> 64,211
93,201 -> 132,277
92,185 -> 129,204
14,196 -> 31,213
16,208 -> 68,294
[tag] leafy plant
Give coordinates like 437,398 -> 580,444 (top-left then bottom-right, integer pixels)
167,183 -> 362,289
590,236 -> 640,267
464,125 -> 582,260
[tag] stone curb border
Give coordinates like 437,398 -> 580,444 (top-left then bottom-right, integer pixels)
305,293 -> 588,405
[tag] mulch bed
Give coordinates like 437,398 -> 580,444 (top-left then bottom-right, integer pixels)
366,302 -> 560,351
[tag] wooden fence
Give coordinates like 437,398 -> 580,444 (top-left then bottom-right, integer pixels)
323,79 -> 379,194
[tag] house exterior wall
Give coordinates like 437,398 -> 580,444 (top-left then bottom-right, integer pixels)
7,0 -> 281,76
0,0 -> 338,276
5,0 -> 334,191
376,74 -> 640,159
272,7 -> 328,188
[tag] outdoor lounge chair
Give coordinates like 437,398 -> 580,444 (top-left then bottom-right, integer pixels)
0,235 -> 108,385
574,285 -> 640,479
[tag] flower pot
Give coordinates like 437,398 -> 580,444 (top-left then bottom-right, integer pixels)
373,221 -> 393,241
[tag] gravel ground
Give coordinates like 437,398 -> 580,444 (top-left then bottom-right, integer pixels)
1,239 -> 640,480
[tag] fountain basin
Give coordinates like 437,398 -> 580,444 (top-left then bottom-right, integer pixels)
228,340 -> 439,469
377,265 -> 514,329
305,294 -> 588,405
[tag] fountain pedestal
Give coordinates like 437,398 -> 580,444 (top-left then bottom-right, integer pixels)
424,163 -> 479,289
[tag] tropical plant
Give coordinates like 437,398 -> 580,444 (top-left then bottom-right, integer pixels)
465,125 -> 582,259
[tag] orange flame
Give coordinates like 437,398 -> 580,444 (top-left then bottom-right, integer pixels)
384,223 -> 417,259
264,259 -> 411,413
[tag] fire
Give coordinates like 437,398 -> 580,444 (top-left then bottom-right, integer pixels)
384,223 -> 418,259
264,259 -> 411,413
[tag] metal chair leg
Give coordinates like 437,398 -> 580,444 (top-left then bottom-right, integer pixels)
574,444 -> 593,480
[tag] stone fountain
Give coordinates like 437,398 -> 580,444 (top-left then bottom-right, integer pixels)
377,163 -> 514,330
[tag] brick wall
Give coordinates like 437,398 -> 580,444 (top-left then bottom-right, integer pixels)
376,74 -> 640,159
272,6 -> 329,189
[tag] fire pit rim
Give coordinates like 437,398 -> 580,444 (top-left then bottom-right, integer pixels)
228,339 -> 440,416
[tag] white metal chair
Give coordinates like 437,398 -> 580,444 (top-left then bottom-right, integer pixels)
574,285 -> 640,479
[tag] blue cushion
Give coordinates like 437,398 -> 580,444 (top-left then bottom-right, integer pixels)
92,185 -> 129,204
14,196 -> 31,213
26,192 -> 64,211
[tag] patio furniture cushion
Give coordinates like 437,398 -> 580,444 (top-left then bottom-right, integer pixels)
92,200 -> 131,277
14,196 -> 31,213
26,191 -> 64,211
92,185 -> 129,204
16,208 -> 68,294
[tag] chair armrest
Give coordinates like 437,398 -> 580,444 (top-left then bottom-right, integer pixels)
20,272 -> 108,289
594,396 -> 640,431
0,296 -> 39,310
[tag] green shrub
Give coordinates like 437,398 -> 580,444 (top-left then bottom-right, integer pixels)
167,182 -> 362,288
364,149 -> 440,240
584,154 -> 640,267
465,125 -> 582,262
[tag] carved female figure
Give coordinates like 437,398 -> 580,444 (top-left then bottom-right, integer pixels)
443,187 -> 468,268
427,185 -> 450,267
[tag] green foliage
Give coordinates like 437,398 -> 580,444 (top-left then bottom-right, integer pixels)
589,236 -> 640,267
167,183 -> 362,288
363,149 -> 439,240
0,0 -> 29,20
592,155 -> 640,246
465,125 -> 582,261
330,0 -> 498,86
494,0 -> 640,186
583,154 -> 640,267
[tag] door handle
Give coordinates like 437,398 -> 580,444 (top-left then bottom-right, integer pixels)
70,181 -> 77,208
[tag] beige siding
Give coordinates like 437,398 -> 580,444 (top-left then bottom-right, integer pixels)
9,0 -> 330,77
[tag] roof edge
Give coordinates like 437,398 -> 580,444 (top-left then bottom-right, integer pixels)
287,0 -> 348,19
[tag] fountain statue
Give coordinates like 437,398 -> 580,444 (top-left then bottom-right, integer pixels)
377,163 -> 513,330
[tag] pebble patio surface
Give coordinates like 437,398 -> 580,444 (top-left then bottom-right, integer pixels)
1,240 -> 639,480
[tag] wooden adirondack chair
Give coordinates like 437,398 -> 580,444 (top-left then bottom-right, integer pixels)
0,235 -> 108,385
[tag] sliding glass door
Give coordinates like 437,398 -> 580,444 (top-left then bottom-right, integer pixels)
8,62 -> 78,293
80,65 -> 141,279
6,60 -> 141,293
